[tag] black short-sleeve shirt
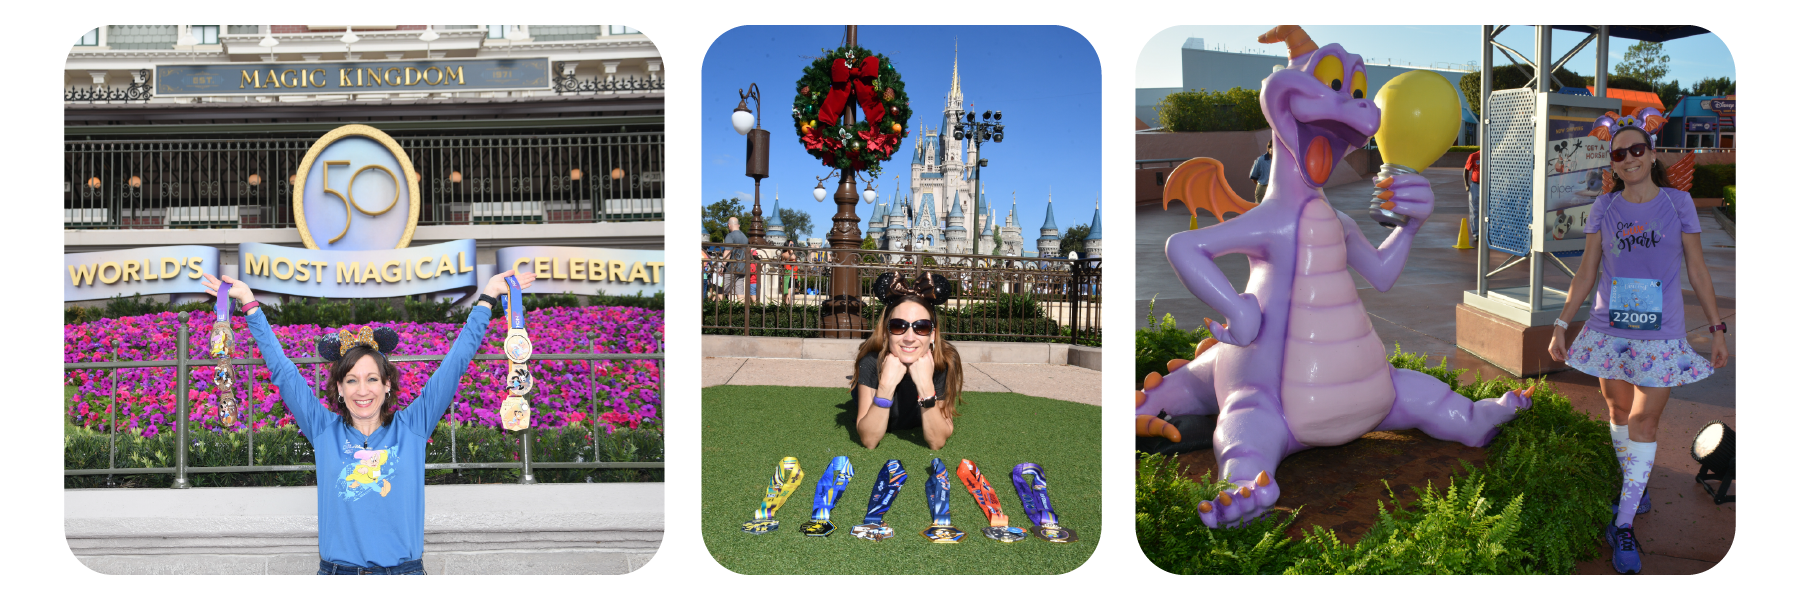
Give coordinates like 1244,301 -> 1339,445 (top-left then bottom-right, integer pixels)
856,353 -> 949,432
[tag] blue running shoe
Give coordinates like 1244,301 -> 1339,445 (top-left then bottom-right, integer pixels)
1612,488 -> 1652,515
1606,521 -> 1643,574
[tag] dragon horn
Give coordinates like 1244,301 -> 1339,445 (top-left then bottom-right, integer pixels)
1258,25 -> 1318,60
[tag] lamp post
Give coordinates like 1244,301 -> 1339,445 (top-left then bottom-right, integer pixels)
952,108 -> 1002,237
822,25 -> 867,337
733,83 -> 770,245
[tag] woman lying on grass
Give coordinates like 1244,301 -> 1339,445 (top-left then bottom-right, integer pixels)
851,272 -> 965,450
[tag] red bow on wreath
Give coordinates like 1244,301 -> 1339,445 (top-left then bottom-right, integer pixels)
858,128 -> 896,156
818,56 -> 887,128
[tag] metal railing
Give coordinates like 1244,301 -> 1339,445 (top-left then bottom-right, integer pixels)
700,243 -> 1101,344
65,132 -> 664,230
64,321 -> 663,487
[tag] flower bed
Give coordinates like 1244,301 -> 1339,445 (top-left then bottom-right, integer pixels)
64,306 -> 664,438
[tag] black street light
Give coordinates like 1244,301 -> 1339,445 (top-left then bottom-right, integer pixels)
952,108 -> 1002,239
733,83 -> 770,244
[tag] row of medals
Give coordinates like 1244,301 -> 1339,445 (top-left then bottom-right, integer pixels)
744,498 -> 1075,544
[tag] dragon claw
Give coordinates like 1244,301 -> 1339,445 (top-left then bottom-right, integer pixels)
1136,415 -> 1182,443
1381,201 -> 1397,210
1167,358 -> 1191,373
1135,391 -> 1146,407
1195,338 -> 1219,358
1144,371 -> 1163,390
1375,176 -> 1395,188
1256,470 -> 1271,486
1216,490 -> 1233,507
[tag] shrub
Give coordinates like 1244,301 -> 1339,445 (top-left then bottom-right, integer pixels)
1135,297 -> 1211,385
1690,163 -> 1736,199
1721,185 -> 1735,220
1155,87 -> 1268,132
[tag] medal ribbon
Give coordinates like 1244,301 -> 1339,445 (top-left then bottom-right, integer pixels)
1011,463 -> 1061,528
956,459 -> 1009,527
752,457 -> 805,520
810,456 -> 855,521
861,459 -> 907,525
505,275 -> 525,330
926,457 -> 954,527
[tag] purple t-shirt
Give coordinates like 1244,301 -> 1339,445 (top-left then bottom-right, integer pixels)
1582,188 -> 1702,340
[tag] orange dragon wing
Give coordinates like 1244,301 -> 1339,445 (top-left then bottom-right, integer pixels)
1665,152 -> 1696,192
1162,157 -> 1259,224
1600,168 -> 1616,195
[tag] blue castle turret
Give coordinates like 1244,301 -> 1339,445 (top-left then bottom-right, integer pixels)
1036,189 -> 1062,259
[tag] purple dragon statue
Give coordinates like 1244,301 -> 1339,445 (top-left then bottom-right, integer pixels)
1135,26 -> 1534,529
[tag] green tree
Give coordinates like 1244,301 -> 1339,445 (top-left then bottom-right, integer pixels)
1461,64 -> 1583,117
1613,41 -> 1672,85
1690,76 -> 1735,97
1586,74 -> 1654,92
703,197 -> 745,242
861,235 -> 878,250
1153,87 -> 1267,132
777,207 -> 814,238
1655,79 -> 1683,114
1059,224 -> 1092,258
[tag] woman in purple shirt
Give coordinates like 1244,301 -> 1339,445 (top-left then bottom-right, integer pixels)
1547,108 -> 1728,575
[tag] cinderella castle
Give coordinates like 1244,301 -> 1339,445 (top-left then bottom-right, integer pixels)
864,49 -> 1101,260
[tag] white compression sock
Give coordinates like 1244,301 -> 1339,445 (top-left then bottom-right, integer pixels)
1609,423 -> 1630,466
1616,439 -> 1656,527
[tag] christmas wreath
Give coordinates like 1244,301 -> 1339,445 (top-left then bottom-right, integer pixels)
792,45 -> 911,176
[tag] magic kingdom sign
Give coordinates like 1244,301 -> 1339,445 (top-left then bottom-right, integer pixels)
65,124 -> 663,302
156,57 -> 551,97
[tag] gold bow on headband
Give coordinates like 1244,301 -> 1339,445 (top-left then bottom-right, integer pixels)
339,325 -> 377,356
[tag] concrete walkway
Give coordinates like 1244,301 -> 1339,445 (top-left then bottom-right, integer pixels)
703,357 -> 1101,406
1138,167 -> 1735,574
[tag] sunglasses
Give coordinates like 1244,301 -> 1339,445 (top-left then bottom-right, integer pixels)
888,318 -> 936,336
1609,143 -> 1651,162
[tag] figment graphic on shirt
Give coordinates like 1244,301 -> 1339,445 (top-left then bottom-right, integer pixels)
339,443 -> 398,500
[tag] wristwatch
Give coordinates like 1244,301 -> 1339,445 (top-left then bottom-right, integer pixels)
1552,318 -> 1569,330
478,294 -> 501,313
1709,322 -> 1728,334
919,395 -> 939,410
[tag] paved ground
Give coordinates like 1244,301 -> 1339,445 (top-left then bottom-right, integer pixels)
702,357 -> 1102,406
1137,167 -> 1736,574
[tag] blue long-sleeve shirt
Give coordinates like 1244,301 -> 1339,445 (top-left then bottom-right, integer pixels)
246,305 -> 492,567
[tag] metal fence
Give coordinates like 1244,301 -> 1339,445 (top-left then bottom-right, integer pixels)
65,132 -> 664,229
64,321 -> 663,487
700,243 -> 1101,345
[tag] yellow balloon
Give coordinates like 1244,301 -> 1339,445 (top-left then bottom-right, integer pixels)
1373,70 -> 1462,172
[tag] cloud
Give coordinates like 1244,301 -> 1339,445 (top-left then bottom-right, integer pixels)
734,192 -> 755,203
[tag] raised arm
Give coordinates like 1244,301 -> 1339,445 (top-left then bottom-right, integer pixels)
1165,222 -> 1268,345
1339,173 -> 1433,292
203,274 -> 330,436
402,271 -> 534,436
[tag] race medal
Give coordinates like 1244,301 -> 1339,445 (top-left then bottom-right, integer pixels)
801,456 -> 855,537
741,457 -> 804,534
499,276 -> 532,431
210,283 -> 239,427
957,459 -> 1027,543
920,458 -> 965,543
1013,463 -> 1078,543
851,459 -> 907,541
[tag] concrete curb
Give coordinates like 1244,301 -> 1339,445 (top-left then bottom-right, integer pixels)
65,483 -> 663,575
702,334 -> 1101,370
1712,206 -> 1735,240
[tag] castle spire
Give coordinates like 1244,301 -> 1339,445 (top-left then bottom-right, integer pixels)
947,39 -> 963,111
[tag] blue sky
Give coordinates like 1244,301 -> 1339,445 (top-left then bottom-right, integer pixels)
702,25 -> 1103,243
1138,25 -> 1736,90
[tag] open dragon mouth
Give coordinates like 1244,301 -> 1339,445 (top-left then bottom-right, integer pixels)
1294,119 -> 1370,187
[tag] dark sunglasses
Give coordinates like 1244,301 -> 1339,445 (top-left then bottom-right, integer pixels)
1609,143 -> 1650,162
888,318 -> 936,336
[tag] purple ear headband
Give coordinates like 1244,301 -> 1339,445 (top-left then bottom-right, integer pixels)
1589,107 -> 1667,147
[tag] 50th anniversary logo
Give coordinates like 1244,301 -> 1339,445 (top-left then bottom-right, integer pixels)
66,124 -> 661,302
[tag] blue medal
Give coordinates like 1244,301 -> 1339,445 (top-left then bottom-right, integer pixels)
1013,463 -> 1077,543
851,459 -> 907,541
920,458 -> 965,543
801,456 -> 854,537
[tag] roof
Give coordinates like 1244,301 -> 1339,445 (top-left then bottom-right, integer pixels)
868,203 -> 886,232
1085,203 -> 1102,240
950,190 -> 965,216
1549,25 -> 1712,43
1583,86 -> 1664,113
1040,198 -> 1058,232
765,198 -> 782,226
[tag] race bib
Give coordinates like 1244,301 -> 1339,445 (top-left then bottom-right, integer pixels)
1607,277 -> 1663,331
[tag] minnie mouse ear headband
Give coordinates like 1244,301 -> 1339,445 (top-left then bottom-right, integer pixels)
315,325 -> 400,362
1587,107 -> 1667,147
872,271 -> 953,306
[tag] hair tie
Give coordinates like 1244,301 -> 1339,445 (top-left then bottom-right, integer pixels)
872,271 -> 953,306
315,325 -> 399,362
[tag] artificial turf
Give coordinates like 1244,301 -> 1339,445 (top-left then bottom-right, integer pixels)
701,385 -> 1101,574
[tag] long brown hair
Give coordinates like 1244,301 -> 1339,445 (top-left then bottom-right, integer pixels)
851,298 -> 965,418
323,346 -> 400,428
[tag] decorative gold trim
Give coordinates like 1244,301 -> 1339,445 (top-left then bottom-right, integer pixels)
292,124 -> 420,250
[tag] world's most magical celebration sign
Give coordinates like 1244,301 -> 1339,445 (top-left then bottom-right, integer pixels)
65,125 -> 662,302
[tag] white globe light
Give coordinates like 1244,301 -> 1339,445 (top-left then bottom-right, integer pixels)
731,108 -> 754,136
862,188 -> 877,203
813,183 -> 828,202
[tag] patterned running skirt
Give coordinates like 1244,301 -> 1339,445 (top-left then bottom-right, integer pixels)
1565,327 -> 1715,388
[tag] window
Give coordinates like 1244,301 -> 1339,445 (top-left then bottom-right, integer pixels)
608,26 -> 639,35
191,25 -> 219,45
75,28 -> 99,46
488,25 -> 507,39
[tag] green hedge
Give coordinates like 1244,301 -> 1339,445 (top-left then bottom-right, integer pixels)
1721,185 -> 1736,220
1136,350 -> 1615,574
65,422 -> 664,488
1136,297 -> 1212,385
1154,87 -> 1268,132
701,301 -> 1074,343
1691,163 -> 1736,199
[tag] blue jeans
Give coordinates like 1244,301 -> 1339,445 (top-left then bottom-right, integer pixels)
318,558 -> 426,575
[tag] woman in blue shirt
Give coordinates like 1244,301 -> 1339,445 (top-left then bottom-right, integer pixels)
203,270 -> 533,575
